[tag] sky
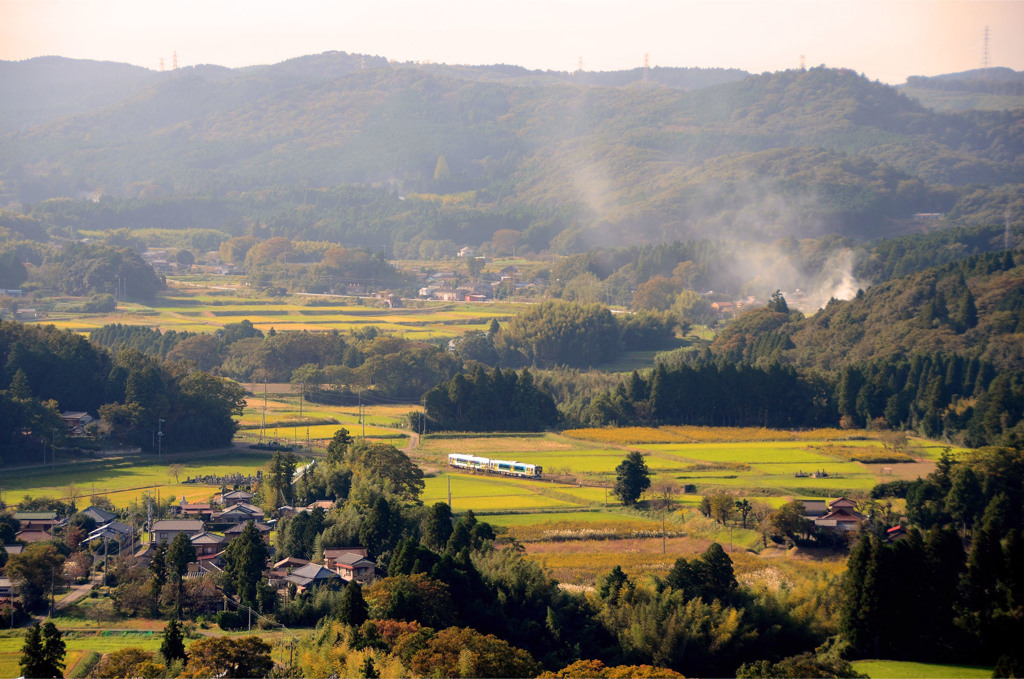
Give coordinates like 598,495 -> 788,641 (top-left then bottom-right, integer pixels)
1,0 -> 1023,84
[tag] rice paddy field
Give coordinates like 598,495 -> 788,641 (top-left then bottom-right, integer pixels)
30,278 -> 524,339
416,428 -> 951,516
412,426 -> 960,581
851,659 -> 994,678
1,450 -> 289,510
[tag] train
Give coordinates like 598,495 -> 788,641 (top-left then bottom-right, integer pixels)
447,453 -> 543,478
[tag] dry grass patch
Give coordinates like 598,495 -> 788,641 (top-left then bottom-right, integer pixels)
812,443 -> 916,464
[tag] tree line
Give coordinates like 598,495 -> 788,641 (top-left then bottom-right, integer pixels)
0,320 -> 244,463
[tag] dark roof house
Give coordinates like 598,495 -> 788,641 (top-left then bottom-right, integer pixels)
284,563 -> 341,590
152,519 -> 205,543
79,506 -> 117,525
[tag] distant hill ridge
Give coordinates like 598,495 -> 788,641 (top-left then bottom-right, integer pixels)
1,54 -> 1022,250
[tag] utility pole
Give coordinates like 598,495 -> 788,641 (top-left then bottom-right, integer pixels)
662,511 -> 666,554
157,419 -> 165,460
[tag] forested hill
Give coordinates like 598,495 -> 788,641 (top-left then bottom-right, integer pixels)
711,250 -> 1024,373
1,56 -> 1023,251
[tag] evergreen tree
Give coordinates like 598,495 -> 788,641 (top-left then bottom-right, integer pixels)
338,580 -> 368,627
767,290 -> 789,314
165,531 -> 196,615
160,618 -> 187,665
699,543 -> 738,603
326,427 -> 353,464
613,451 -> 651,506
840,534 -> 881,657
19,622 -> 65,679
423,502 -> 454,551
222,521 -> 270,607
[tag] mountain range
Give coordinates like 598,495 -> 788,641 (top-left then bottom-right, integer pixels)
1,52 -> 1022,252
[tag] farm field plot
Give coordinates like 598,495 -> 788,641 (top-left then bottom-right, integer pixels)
422,473 -> 590,513
637,441 -> 857,465
563,426 -> 861,445
418,433 -> 580,457
0,631 -> 166,678
851,660 -> 993,678
2,451 -> 284,509
31,280 -> 526,337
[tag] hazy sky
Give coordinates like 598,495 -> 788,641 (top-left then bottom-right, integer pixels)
2,0 -> 1022,84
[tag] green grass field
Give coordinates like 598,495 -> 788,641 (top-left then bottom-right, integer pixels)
851,659 -> 993,678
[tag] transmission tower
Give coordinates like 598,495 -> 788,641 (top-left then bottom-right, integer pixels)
159,57 -> 165,72
982,26 -> 989,75
577,56 -> 583,73
799,54 -> 806,70
173,51 -> 178,70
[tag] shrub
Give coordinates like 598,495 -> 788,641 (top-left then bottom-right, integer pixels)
216,610 -> 243,630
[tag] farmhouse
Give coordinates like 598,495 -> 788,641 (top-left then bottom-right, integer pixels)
813,497 -> 866,532
800,500 -> 828,519
152,519 -> 205,544
225,521 -> 273,544
219,490 -> 254,506
284,563 -> 342,592
190,531 -> 226,557
13,511 -> 60,531
212,502 -> 265,525
60,411 -> 94,435
79,506 -> 117,525
323,548 -> 375,582
175,502 -> 214,520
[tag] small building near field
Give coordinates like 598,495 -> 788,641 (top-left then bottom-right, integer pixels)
61,411 -> 94,435
219,490 -> 254,507
801,500 -> 828,519
284,563 -> 341,592
151,519 -> 205,544
813,497 -> 866,532
79,506 -> 117,526
211,503 -> 265,525
323,548 -> 375,583
225,521 -> 272,544
13,512 -> 59,532
190,531 -> 226,557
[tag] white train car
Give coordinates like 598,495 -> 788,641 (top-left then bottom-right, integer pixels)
447,454 -> 490,471
447,454 -> 543,478
488,459 -> 543,477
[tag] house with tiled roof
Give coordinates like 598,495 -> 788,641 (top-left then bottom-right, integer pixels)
219,490 -> 254,507
190,531 -> 226,557
323,547 -> 375,583
79,506 -> 117,525
284,563 -> 341,591
813,497 -> 866,533
152,519 -> 205,544
212,503 -> 265,525
225,521 -> 272,544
